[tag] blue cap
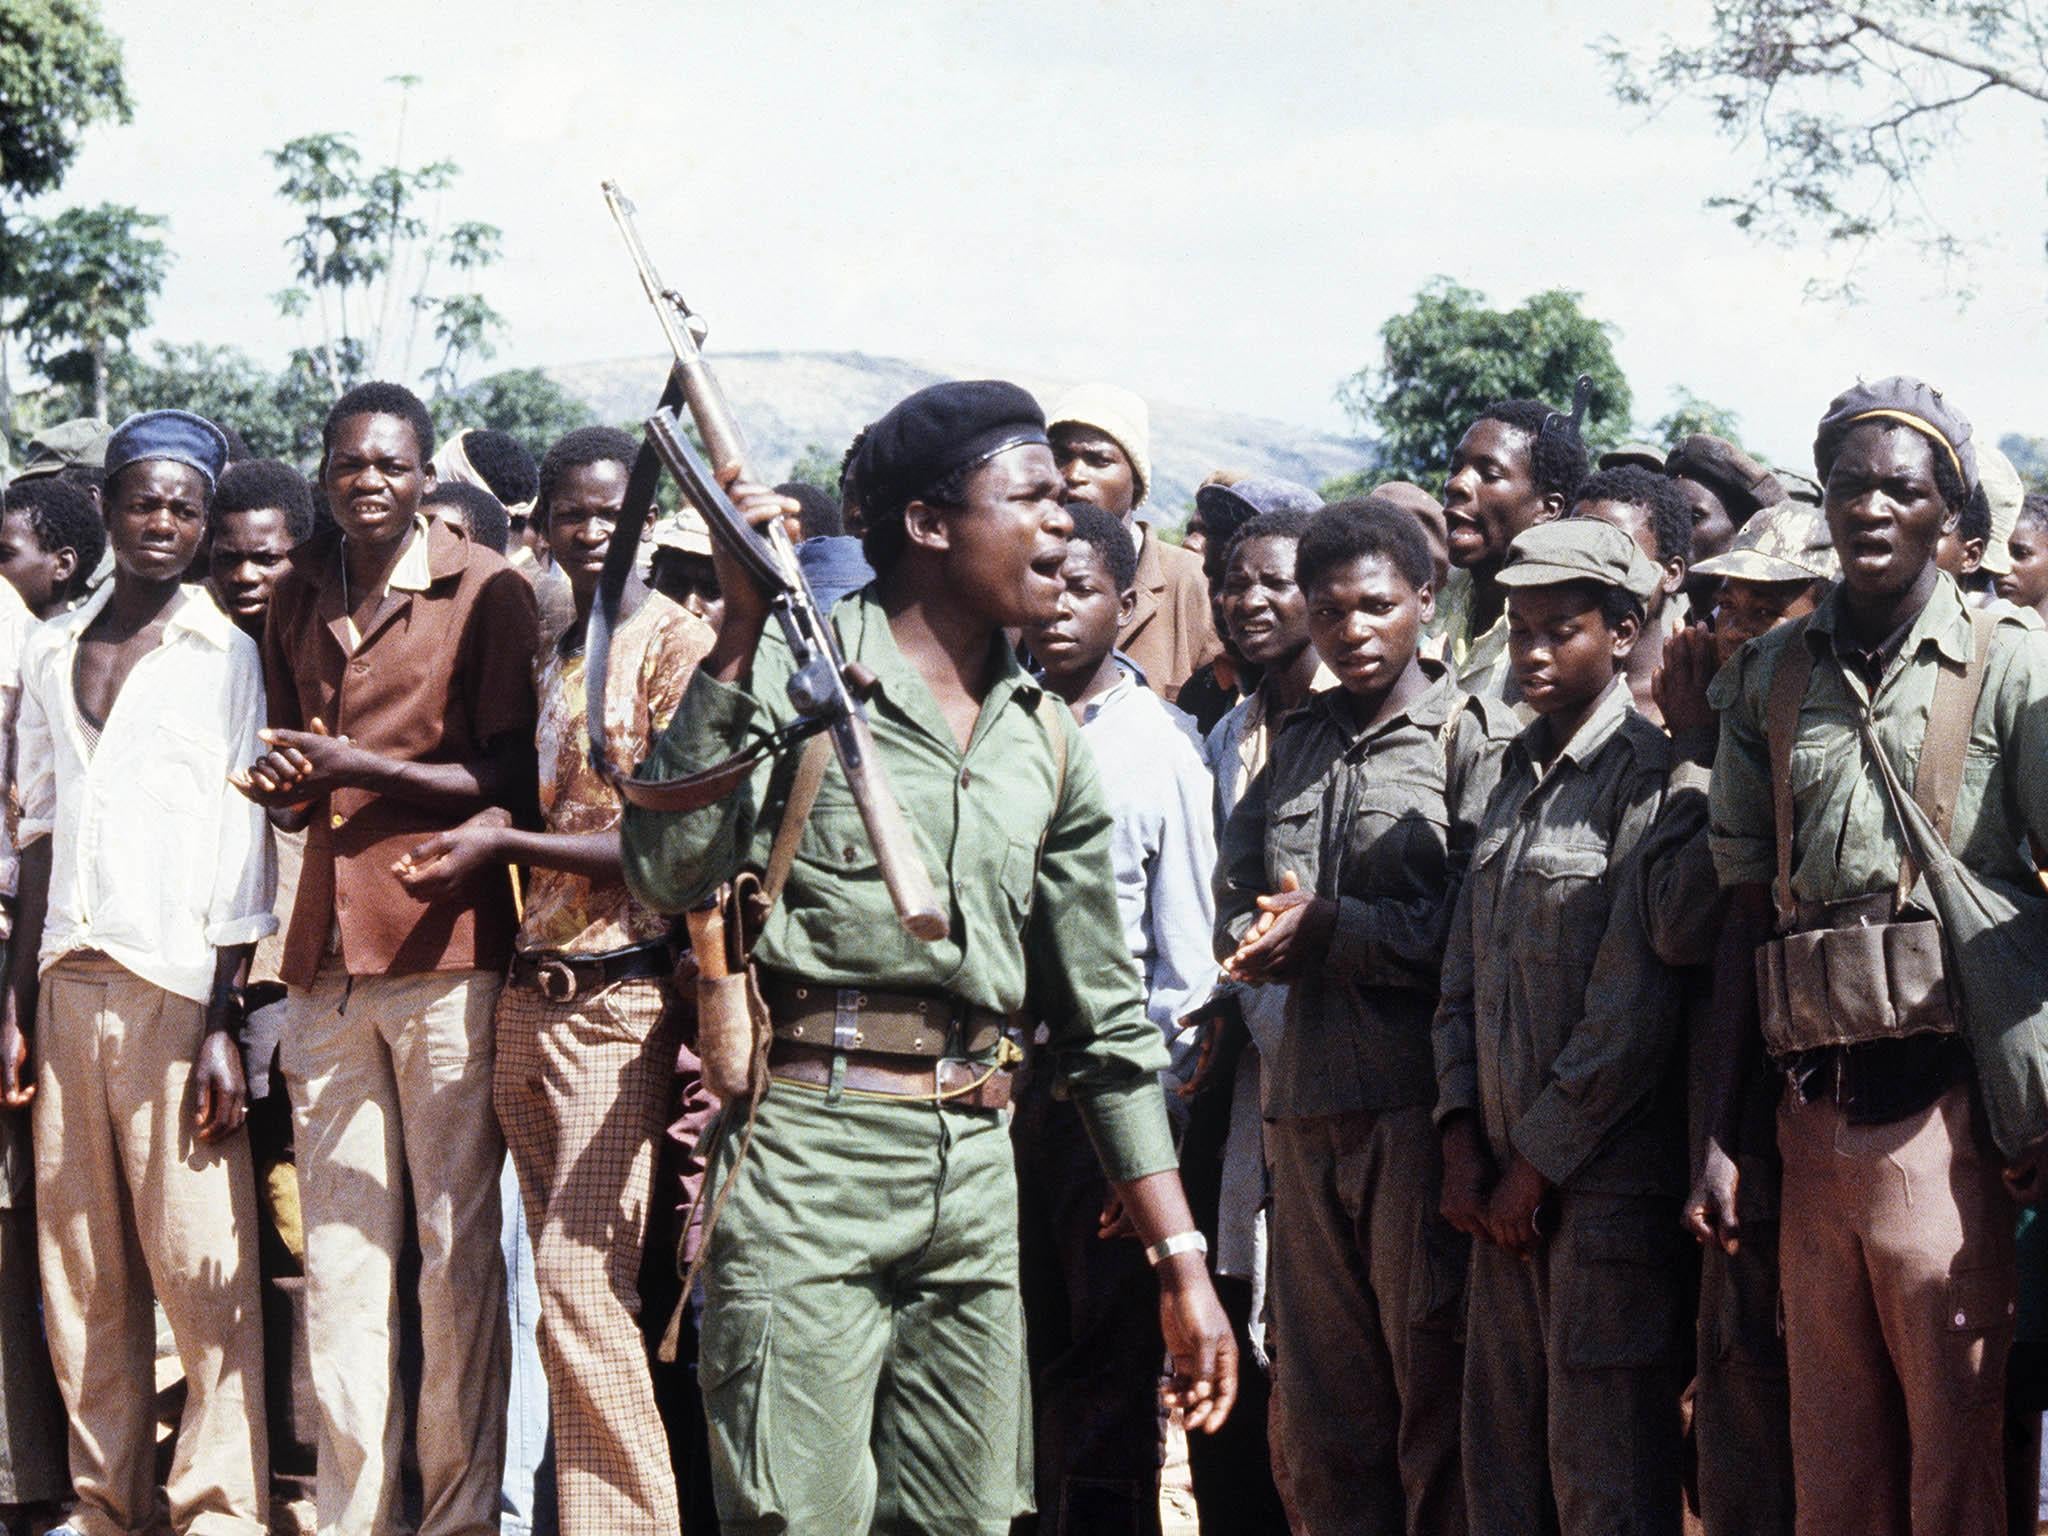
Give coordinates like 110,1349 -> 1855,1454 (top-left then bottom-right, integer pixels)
104,409 -> 231,495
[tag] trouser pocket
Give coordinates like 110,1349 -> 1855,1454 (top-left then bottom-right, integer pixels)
699,1288 -> 777,1516
1562,1202 -> 1683,1371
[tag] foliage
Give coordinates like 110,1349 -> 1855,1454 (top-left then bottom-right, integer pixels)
11,202 -> 168,418
432,368 -> 595,461
0,0 -> 130,202
1648,387 -> 1744,449
268,80 -> 505,398
1602,2 -> 2048,296
1337,279 -> 1632,484
782,440 -> 845,494
1318,466 -> 1383,503
1999,432 -> 2048,493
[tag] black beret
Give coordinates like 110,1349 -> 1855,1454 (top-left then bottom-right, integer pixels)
1663,434 -> 1786,520
1813,375 -> 1978,500
853,380 -> 1049,517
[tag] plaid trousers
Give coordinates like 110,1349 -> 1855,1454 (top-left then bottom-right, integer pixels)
493,975 -> 682,1535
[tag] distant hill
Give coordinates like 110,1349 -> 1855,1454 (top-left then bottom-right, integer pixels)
545,350 -> 1373,521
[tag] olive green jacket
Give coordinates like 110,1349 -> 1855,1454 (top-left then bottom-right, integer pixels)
1215,667 -> 1515,1118
1434,677 -> 1685,1196
620,591 -> 1177,1182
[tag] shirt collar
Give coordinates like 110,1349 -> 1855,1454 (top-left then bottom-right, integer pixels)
290,513 -> 469,594
1301,658 -> 1459,746
1516,673 -> 1633,773
66,580 -> 238,651
1806,570 -> 1973,669
1078,658 -> 1143,724
838,588 -> 1042,748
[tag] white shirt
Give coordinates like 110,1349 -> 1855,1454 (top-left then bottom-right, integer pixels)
18,583 -> 277,1000
0,575 -> 35,902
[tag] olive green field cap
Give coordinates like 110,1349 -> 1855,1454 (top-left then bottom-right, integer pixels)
1597,442 -> 1669,474
1691,499 -> 1839,585
9,417 -> 111,482
1496,519 -> 1662,602
649,505 -> 714,558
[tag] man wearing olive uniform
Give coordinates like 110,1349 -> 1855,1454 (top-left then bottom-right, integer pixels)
621,380 -> 1235,1535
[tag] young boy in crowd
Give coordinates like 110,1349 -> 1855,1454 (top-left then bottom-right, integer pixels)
1434,519 -> 1686,1536
1017,499 -> 1218,1535
1640,498 -> 1842,1536
1569,464 -> 1695,725
0,477 -> 105,620
1997,492 -> 2048,622
0,490 -> 63,1536
208,454 -> 321,1528
1432,399 -> 1588,702
396,425 -> 714,1536
3,410 -> 277,1536
1219,496 -> 1514,1536
239,381 -> 540,1536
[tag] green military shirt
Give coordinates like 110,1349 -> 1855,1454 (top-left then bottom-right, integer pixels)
1429,568 -> 1514,701
1708,573 -> 2048,909
1434,676 -> 1685,1196
1215,666 -> 1515,1117
621,590 -> 1176,1182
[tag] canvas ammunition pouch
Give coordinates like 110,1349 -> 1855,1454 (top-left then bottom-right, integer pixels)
1755,619 -> 1974,1058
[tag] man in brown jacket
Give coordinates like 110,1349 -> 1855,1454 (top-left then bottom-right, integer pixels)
1049,384 -> 1218,700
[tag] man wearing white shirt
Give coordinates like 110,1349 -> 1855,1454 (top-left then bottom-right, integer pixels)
0,410 -> 276,1536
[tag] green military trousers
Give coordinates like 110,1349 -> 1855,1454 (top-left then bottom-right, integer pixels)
696,1077 -> 1032,1535
1462,1191 -> 1686,1536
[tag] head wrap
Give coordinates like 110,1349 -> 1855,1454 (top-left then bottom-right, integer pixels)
104,410 -> 230,496
434,428 -> 537,521
1046,383 -> 1153,506
1813,376 -> 1978,500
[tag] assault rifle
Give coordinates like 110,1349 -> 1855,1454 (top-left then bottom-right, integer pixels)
586,180 -> 947,941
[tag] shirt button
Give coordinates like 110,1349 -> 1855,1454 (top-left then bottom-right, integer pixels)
1955,1311 -> 1968,1326
960,768 -> 972,788
350,661 -> 368,676
330,813 -> 344,830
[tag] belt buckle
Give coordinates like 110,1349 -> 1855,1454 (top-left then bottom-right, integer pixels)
537,959 -> 579,1004
833,988 -> 866,1052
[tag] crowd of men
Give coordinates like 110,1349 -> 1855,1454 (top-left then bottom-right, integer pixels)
0,362 -> 2040,1536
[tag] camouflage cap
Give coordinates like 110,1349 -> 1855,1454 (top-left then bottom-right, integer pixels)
1663,434 -> 1785,519
9,417 -> 112,482
1771,466 -> 1824,507
1690,500 -> 1838,585
649,505 -> 714,559
1597,442 -> 1669,474
1496,518 -> 1662,602
1977,445 -> 2022,578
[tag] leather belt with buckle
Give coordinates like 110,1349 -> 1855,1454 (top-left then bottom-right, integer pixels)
758,972 -> 1009,1057
766,1040 -> 1016,1111
509,943 -> 672,1004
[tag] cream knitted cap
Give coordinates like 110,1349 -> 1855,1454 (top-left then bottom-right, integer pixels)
1047,383 -> 1152,507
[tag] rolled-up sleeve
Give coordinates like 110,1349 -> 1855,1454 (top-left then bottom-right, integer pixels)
206,646 -> 278,948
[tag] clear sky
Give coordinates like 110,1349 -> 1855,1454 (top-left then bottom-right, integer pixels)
38,0 -> 2048,469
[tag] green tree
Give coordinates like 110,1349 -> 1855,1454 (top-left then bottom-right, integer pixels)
0,0 -> 129,199
1602,3 -> 2048,297
1318,467 -> 1381,502
783,441 -> 845,494
269,79 -> 505,397
12,202 -> 168,419
0,0 -> 132,434
433,368 -> 594,460
1338,279 -> 1631,484
1648,388 -> 1744,450
97,342 -> 330,463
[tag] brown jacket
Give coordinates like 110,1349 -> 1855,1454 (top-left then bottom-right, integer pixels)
262,520 -> 540,985
1118,524 -> 1219,702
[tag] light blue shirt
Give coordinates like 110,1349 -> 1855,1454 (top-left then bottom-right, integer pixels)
1076,660 -> 1217,1080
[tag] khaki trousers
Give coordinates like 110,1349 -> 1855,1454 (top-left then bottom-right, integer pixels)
1777,1082 -> 2013,1536
1266,1107 -> 1466,1536
284,965 -> 508,1536
32,955 -> 266,1536
493,976 -> 680,1536
1461,1191 -> 1685,1536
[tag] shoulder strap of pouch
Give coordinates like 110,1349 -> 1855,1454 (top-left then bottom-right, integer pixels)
1892,607 -> 1998,905
1765,617 -> 1818,930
